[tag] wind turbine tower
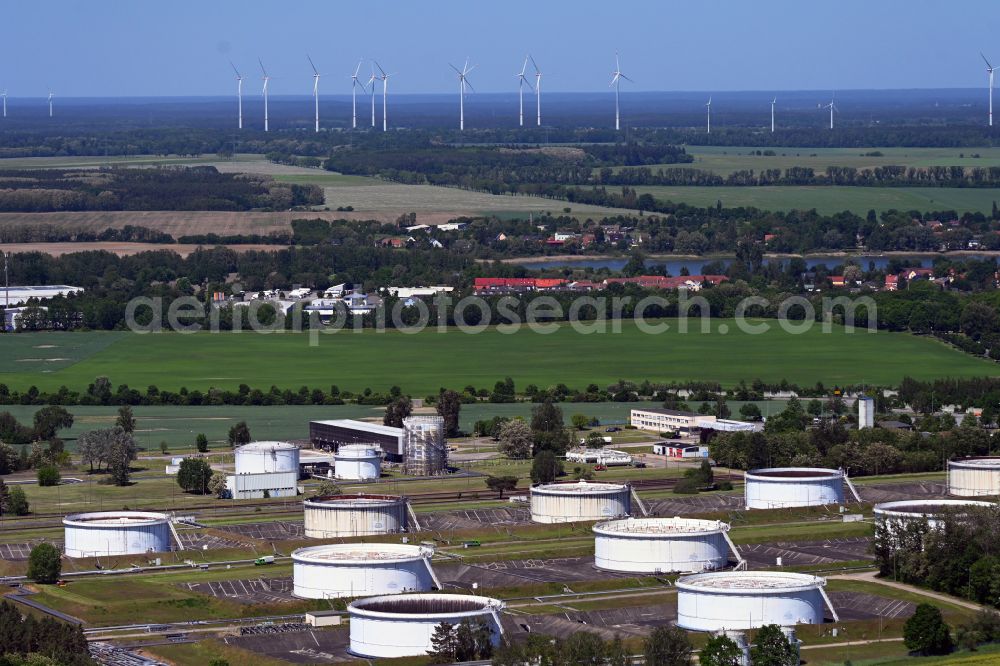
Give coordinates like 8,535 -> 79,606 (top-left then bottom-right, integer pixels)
517,56 -> 533,127
531,55 -> 542,126
771,97 -> 776,133
706,97 -> 712,134
983,53 -> 996,127
259,59 -> 270,132
2,90 -> 6,118
47,91 -> 53,118
368,65 -> 377,127
230,62 -> 243,129
609,53 -> 633,131
350,59 -> 365,129
375,61 -> 390,132
825,95 -> 837,130
308,55 -> 321,132
450,59 -> 475,131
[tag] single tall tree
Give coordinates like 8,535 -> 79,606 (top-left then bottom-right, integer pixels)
116,405 -> 136,434
436,389 -> 462,437
27,543 -> 62,583
643,625 -> 693,666
384,396 -> 413,428
228,421 -> 251,447
32,406 -> 74,441
749,625 -> 795,666
904,604 -> 954,656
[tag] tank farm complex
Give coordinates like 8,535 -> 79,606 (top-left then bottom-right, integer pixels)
2,416 -> 998,664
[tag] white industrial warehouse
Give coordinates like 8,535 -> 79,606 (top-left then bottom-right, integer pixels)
348,593 -> 505,659
948,457 -> 1000,496
292,543 -> 438,599
63,511 -> 172,558
530,480 -> 631,524
593,517 -> 739,573
226,441 -> 300,499
303,494 -> 409,538
676,571 -> 837,631
874,498 -> 997,531
333,444 -> 382,481
744,467 -> 857,509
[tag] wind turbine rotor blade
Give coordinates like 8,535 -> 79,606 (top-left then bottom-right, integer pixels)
258,58 -> 268,76
465,78 -> 476,93
983,52 -> 994,69
530,55 -> 540,73
307,54 -> 319,75
449,63 -> 462,76
374,61 -> 387,77
620,73 -> 634,83
230,60 -> 241,78
353,59 -> 363,77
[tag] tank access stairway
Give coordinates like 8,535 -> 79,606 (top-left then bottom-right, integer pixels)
722,529 -> 747,570
843,474 -> 863,503
629,485 -> 650,517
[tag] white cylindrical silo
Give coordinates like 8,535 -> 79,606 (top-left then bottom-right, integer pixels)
593,517 -> 733,573
293,543 -> 436,599
334,444 -> 382,481
676,571 -> 829,631
348,594 -> 505,659
744,468 -> 845,509
303,494 -> 409,538
234,441 -> 300,475
530,480 -> 631,524
874,499 -> 996,532
63,511 -> 171,558
948,457 -> 1000,497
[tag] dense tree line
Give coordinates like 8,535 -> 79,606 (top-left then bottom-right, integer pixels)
874,505 -> 1000,609
597,164 -> 1000,188
0,167 -> 321,212
0,600 -> 93,665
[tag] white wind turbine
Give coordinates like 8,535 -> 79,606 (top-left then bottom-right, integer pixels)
2,90 -> 6,118
47,91 -> 53,118
609,53 -> 633,131
983,53 -> 996,127
450,59 -> 475,131
824,94 -> 837,129
706,97 -> 712,134
517,56 -> 533,127
367,65 -> 378,127
259,59 -> 270,132
350,59 -> 365,129
308,54 -> 321,132
229,61 -> 243,129
531,55 -> 542,126
771,97 -> 776,133
375,61 -> 390,132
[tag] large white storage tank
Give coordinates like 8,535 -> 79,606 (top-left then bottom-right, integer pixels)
303,494 -> 409,538
234,441 -> 300,474
677,571 -> 832,631
874,499 -> 996,531
948,457 -> 1000,497
63,511 -> 171,558
293,543 -> 437,599
744,467 -> 845,509
334,444 -> 382,481
348,594 -> 505,659
593,517 -> 734,573
530,480 -> 631,524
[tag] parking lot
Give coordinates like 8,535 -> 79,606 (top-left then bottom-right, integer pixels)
828,591 -> 916,620
737,536 -> 873,568
503,602 -> 677,640
214,521 -> 306,540
645,493 -> 744,516
223,629 -> 351,664
0,541 -> 62,561
420,507 -> 532,532
181,576 -> 295,605
857,481 -> 948,504
437,556 -> 634,589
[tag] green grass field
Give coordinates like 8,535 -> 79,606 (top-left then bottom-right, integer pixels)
0,321 -> 994,396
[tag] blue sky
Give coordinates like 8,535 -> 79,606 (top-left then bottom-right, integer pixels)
3,0 -> 998,97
